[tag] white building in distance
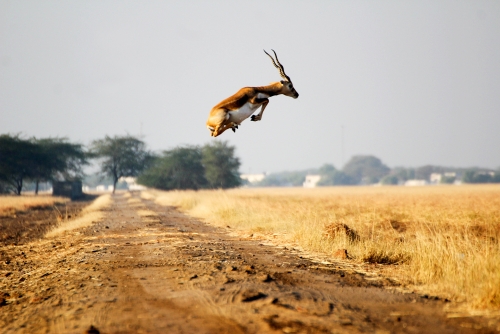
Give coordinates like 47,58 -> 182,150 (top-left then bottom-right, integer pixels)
404,179 -> 428,186
430,173 -> 442,184
303,175 -> 321,188
120,177 -> 147,191
240,173 -> 266,184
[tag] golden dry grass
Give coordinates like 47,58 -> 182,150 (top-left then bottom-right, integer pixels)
146,185 -> 500,310
0,195 -> 70,217
46,194 -> 112,237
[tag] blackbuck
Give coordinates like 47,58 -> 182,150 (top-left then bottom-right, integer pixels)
206,50 -> 299,137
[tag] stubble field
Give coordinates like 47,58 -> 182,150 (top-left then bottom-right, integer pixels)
148,184 -> 500,310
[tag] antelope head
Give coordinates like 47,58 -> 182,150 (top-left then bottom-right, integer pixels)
264,49 -> 299,99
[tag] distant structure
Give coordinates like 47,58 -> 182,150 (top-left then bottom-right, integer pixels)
120,177 -> 147,191
95,185 -> 109,192
429,173 -> 442,184
303,175 -> 321,188
430,172 -> 458,185
404,180 -> 428,186
52,180 -> 83,199
240,173 -> 266,184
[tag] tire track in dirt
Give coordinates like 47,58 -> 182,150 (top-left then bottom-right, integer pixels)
1,192 -> 497,333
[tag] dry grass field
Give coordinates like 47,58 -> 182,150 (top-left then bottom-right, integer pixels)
45,194 -> 111,237
148,185 -> 500,310
0,195 -> 69,217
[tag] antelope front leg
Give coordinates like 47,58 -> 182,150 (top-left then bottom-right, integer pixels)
250,99 -> 269,122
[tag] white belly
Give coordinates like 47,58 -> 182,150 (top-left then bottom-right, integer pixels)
228,102 -> 260,124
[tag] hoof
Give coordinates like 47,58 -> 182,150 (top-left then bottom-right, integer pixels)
251,115 -> 260,122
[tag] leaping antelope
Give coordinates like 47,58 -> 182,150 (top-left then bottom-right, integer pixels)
206,50 -> 299,137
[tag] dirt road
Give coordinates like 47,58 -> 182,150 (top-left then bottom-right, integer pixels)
1,192 -> 497,333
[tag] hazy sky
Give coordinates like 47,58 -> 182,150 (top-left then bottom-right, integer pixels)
1,1 -> 499,173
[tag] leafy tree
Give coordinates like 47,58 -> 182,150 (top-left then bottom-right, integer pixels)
90,135 -> 152,193
31,137 -> 88,194
342,155 -> 390,185
0,181 -> 8,194
0,135 -> 42,195
380,175 -> 399,185
461,168 -> 500,184
137,141 -> 242,191
256,171 -> 309,187
202,141 -> 241,189
391,167 -> 415,182
0,135 -> 89,195
474,173 -> 493,183
318,171 -> 356,186
462,170 -> 475,183
440,175 -> 456,184
138,146 -> 207,190
462,169 -> 499,184
493,171 -> 500,183
316,164 -> 356,186
319,164 -> 336,175
415,165 -> 447,180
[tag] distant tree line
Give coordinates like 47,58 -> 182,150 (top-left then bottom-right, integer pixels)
0,133 -> 242,195
0,134 -> 88,195
2,132 -> 498,194
137,141 -> 241,190
462,169 -> 500,184
253,155 -> 391,187
255,169 -> 318,187
253,155 -> 500,187
379,165 -> 500,185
